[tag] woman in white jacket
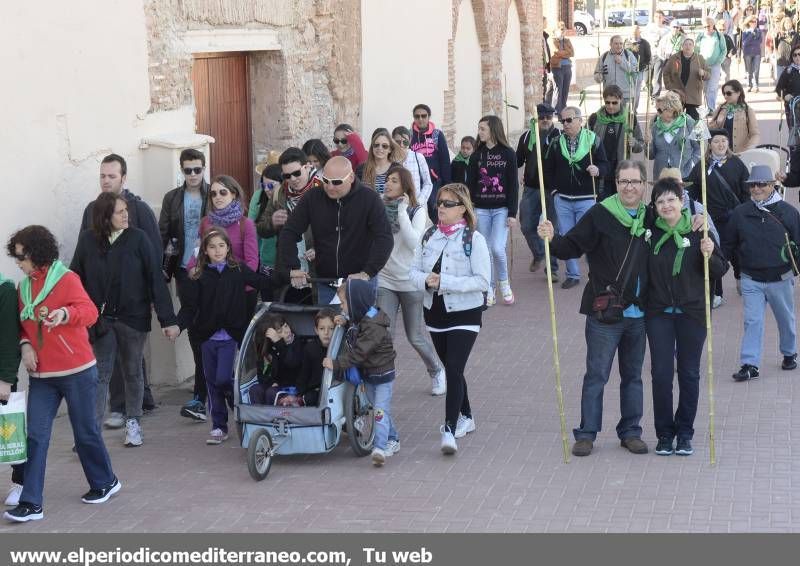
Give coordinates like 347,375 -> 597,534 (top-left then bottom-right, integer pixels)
392,126 -> 433,205
410,183 -> 491,455
377,166 -> 445,397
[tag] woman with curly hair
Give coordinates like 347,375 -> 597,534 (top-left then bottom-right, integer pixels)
4,225 -> 121,522
648,90 -> 701,180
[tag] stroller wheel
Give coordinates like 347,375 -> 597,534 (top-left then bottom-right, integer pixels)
345,382 -> 375,457
247,429 -> 273,481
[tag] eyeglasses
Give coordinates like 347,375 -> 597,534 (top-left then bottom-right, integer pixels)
617,179 -> 643,188
210,189 -> 230,198
282,169 -> 303,180
322,174 -> 351,186
260,180 -> 277,191
333,137 -> 348,145
413,114 -> 429,119
394,138 -> 410,147
437,199 -> 463,208
723,90 -> 737,96
560,116 -> 578,123
793,53 -> 800,58
372,143 -> 390,150
183,167 -> 203,175
604,100 -> 620,105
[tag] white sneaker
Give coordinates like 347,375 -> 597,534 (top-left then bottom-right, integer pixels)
486,292 -> 496,307
104,412 -> 125,429
385,439 -> 400,456
4,483 -> 23,507
712,295 -> 725,309
206,428 -> 229,445
455,414 -> 476,439
498,279 -> 515,305
371,448 -> 386,466
124,419 -> 142,447
431,368 -> 446,396
440,425 -> 457,455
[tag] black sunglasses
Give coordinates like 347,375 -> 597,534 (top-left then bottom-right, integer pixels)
604,100 -> 620,105
372,143 -> 390,150
210,188 -> 230,198
413,113 -> 429,119
560,116 -> 578,123
183,167 -> 203,175
394,138 -> 410,147
793,53 -> 800,57
282,169 -> 303,180
333,137 -> 348,145
437,199 -> 463,208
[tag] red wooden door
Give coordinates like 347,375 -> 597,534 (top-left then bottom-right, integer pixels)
192,52 -> 253,201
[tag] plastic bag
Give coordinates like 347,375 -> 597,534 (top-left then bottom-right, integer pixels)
0,391 -> 27,465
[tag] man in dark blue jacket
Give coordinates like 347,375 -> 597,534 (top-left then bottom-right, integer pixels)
410,104 -> 451,221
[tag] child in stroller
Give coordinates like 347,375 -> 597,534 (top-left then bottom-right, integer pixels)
248,313 -> 304,406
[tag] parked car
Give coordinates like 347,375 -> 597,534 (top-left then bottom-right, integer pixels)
608,9 -> 650,27
573,9 -> 595,35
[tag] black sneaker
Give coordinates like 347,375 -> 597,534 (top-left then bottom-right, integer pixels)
81,477 -> 122,504
782,354 -> 797,370
675,438 -> 694,456
732,364 -> 759,381
4,502 -> 43,522
655,437 -> 674,455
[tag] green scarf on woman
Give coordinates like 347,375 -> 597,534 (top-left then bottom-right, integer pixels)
600,194 -> 646,237
558,129 -> 596,169
19,260 -> 69,322
654,112 -> 687,136
653,209 -> 693,276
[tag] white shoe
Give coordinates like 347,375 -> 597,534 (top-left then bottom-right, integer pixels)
385,439 -> 400,456
4,484 -> 23,507
371,448 -> 386,466
454,414 -> 476,439
486,291 -> 496,307
431,368 -> 446,396
440,425 -> 457,455
206,428 -> 228,445
712,295 -> 725,309
104,412 -> 125,429
124,418 -> 143,447
498,279 -> 515,305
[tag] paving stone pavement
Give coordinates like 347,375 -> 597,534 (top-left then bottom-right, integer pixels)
2,68 -> 799,534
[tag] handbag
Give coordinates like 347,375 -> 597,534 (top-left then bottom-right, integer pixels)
0,391 -> 27,465
591,235 -> 636,324
88,247 -> 122,344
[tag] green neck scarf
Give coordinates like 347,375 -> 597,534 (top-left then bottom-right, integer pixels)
724,103 -> 744,113
654,112 -> 687,136
558,129 -> 596,168
453,152 -> 470,165
653,210 -> 693,276
19,261 -> 69,322
527,119 -> 554,150
595,106 -> 628,126
601,194 -> 646,236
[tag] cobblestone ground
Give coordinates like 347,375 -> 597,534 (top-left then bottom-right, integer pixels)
2,64 -> 798,534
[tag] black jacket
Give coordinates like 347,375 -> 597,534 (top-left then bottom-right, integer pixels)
277,182 -> 393,278
542,132 -> 610,199
257,338 -> 304,387
723,199 -> 800,282
467,144 -> 520,217
549,204 -> 650,315
450,157 -> 470,185
686,156 -> 750,222
776,65 -> 800,99
158,181 -> 209,277
177,264 -> 272,343
646,229 -> 728,324
625,37 -> 652,71
70,228 -> 177,332
297,337 -> 326,396
516,126 -> 561,188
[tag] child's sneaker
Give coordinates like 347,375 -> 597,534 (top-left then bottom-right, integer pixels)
454,414 -> 476,439
371,448 -> 386,467
180,397 -> 207,422
498,279 -> 515,305
124,419 -> 142,447
440,425 -> 457,455
385,439 -> 400,456
206,429 -> 228,445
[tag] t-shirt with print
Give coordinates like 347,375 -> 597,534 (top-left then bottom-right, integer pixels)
182,191 -> 203,268
467,144 -> 520,217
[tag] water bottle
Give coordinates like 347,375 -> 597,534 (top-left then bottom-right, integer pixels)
162,237 -> 179,281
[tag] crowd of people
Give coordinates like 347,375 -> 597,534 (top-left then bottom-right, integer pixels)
2,0 -> 800,524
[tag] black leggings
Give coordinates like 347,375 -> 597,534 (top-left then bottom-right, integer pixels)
430,330 -> 478,431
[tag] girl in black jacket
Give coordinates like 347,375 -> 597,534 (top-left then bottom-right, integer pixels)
177,229 -> 272,445
645,179 -> 728,458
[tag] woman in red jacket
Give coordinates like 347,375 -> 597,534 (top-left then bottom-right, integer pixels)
4,225 -> 120,523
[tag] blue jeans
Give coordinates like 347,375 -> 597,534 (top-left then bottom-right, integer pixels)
554,196 -> 594,280
574,316 -> 646,442
744,55 -> 761,87
740,275 -> 797,367
519,186 -> 558,273
364,381 -> 396,450
646,313 -> 706,440
201,339 -> 238,433
552,65 -> 572,114
705,64 -> 722,110
22,366 -> 116,507
476,207 -> 509,289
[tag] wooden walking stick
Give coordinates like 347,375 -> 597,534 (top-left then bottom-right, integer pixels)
532,104 -> 570,464
693,120 -> 717,466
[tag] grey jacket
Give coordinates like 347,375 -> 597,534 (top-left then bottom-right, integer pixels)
593,49 -> 638,99
648,115 -> 701,180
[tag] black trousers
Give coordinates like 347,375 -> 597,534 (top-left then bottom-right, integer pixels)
429,329 -> 478,431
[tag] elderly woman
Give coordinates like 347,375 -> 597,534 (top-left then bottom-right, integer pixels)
391,126 -> 433,205
709,80 -> 760,153
71,193 -> 179,447
662,37 -> 710,120
648,90 -> 701,180
686,129 -> 750,307
646,179 -> 728,457
4,226 -> 121,522
410,183 -> 490,455
355,129 -> 402,194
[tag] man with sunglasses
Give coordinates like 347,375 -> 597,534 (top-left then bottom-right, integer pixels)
277,156 -> 393,304
410,104 -> 451,221
159,148 -> 209,422
723,165 -> 800,382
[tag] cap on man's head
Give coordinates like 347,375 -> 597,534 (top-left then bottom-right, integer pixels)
536,103 -> 555,117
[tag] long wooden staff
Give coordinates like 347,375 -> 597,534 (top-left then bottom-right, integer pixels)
533,104 -> 569,464
645,72 -> 652,161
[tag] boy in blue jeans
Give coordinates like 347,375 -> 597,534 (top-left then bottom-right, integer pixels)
323,279 -> 397,466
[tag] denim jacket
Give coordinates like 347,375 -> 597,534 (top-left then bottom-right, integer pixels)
410,227 -> 491,312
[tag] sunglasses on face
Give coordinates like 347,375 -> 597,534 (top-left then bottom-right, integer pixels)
282,169 -> 303,180
333,137 -> 348,145
723,90 -> 737,96
260,180 -> 277,191
12,253 -> 27,262
394,138 -> 410,147
656,108 -> 665,113
437,199 -> 463,208
372,143 -> 390,150
210,189 -> 230,198
604,100 -> 620,105
749,182 -> 772,188
414,114 -> 428,119
322,174 -> 350,186
183,167 -> 203,175
560,116 -> 578,123
793,53 -> 800,57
